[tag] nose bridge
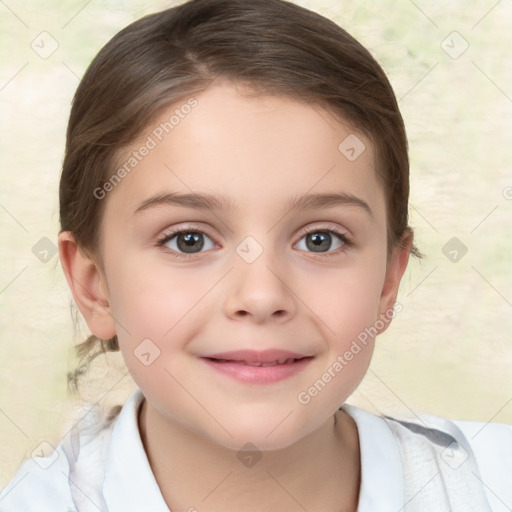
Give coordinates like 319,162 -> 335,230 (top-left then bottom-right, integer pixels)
223,232 -> 296,321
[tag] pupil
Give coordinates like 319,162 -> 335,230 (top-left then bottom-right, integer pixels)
178,232 -> 204,253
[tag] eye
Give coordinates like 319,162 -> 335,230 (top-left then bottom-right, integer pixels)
157,224 -> 352,259
157,226 -> 216,258
295,225 -> 351,255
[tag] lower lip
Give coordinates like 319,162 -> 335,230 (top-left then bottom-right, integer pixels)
201,357 -> 313,384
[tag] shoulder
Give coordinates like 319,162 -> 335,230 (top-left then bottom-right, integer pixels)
0,402 -> 118,512
384,408 -> 512,511
384,409 -> 512,472
0,443 -> 77,511
408,414 -> 512,512
451,416 -> 512,510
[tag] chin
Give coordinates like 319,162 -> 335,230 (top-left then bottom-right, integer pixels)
204,416 -> 312,453
216,433 -> 304,454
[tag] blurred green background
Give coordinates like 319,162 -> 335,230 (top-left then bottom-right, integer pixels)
1,0 -> 511,488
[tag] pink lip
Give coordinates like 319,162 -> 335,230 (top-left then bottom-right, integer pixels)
200,349 -> 314,385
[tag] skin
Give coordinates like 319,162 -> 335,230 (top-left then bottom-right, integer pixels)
59,81 -> 412,511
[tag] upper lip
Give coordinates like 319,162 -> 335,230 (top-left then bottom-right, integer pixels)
201,349 -> 311,364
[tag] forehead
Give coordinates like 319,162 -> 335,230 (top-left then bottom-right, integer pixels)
104,81 -> 385,222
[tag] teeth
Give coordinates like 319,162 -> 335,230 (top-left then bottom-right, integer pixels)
213,358 -> 299,366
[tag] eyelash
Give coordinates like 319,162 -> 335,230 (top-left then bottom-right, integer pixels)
156,224 -> 352,259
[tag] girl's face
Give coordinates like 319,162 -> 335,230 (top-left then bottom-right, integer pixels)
83,81 -> 408,450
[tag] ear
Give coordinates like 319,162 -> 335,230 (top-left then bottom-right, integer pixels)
376,229 -> 413,334
58,231 -> 116,340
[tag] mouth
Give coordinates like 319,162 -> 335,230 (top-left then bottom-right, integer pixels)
200,349 -> 314,384
200,349 -> 312,365
203,356 -> 309,367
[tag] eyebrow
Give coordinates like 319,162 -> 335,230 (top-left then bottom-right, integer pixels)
133,191 -> 373,218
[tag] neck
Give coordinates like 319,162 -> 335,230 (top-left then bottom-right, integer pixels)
138,398 -> 361,512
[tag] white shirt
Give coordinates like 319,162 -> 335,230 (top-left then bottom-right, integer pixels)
0,388 -> 511,511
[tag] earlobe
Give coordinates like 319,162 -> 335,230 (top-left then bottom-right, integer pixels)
58,231 -> 116,340
376,230 -> 413,334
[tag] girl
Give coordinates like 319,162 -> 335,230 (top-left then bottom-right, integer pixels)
1,0 -> 510,510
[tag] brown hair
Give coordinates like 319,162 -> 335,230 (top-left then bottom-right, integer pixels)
60,0 -> 423,390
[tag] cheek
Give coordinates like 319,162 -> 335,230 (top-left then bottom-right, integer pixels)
106,258 -> 216,354
305,261 -> 385,336
299,259 -> 385,400
109,259 -> 177,319
105,264 -> 200,394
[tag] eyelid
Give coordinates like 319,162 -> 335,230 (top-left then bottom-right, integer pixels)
296,222 -> 351,242
296,222 -> 349,238
159,222 -> 217,241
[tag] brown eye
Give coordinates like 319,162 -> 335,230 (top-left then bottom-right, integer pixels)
159,229 -> 216,257
175,232 -> 205,253
295,228 -> 349,254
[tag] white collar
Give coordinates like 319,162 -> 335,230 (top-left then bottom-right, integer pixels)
102,389 -> 169,511
342,404 -> 405,512
102,389 -> 405,512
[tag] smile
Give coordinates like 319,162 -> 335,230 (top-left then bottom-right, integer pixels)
201,355 -> 314,384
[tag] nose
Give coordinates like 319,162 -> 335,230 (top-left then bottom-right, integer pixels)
223,247 -> 297,324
